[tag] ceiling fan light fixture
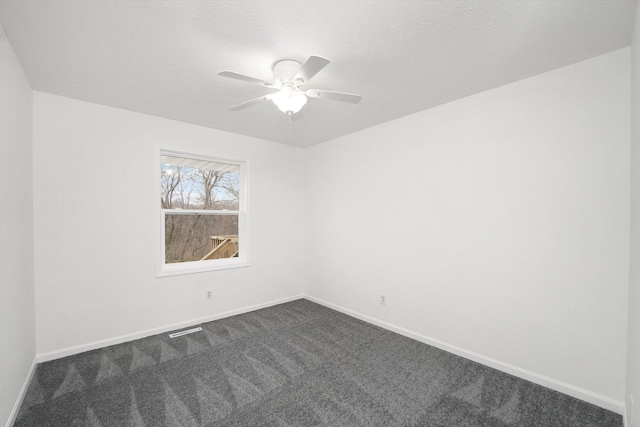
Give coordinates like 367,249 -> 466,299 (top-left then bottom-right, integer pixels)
220,55 -> 361,115
272,86 -> 307,114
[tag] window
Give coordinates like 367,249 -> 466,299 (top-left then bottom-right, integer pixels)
156,150 -> 248,276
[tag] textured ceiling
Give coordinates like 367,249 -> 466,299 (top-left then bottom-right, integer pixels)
0,0 -> 637,147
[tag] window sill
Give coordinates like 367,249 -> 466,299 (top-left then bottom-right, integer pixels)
155,259 -> 250,277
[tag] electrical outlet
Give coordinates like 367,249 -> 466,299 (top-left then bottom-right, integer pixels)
380,294 -> 386,305
206,290 -> 213,300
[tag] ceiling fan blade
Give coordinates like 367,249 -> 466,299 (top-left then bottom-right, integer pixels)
306,89 -> 361,104
229,94 -> 273,111
295,56 -> 330,84
291,111 -> 304,121
218,71 -> 273,87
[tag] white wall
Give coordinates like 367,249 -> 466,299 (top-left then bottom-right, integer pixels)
32,92 -> 305,356
305,49 -> 630,407
627,3 -> 640,425
0,25 -> 35,426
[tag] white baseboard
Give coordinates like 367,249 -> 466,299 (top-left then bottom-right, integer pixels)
304,294 -> 625,415
5,356 -> 37,427
36,294 -> 304,363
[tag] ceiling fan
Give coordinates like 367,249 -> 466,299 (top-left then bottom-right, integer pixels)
218,56 -> 361,117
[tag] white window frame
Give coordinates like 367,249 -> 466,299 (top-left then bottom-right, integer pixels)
155,148 -> 249,277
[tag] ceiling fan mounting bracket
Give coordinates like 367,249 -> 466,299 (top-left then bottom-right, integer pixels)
273,59 -> 303,86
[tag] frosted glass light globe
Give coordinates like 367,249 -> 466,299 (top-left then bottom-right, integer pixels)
272,86 -> 307,114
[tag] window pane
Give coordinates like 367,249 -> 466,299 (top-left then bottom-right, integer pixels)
165,214 -> 239,263
160,155 -> 239,210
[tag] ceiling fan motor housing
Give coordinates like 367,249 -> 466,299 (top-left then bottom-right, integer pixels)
273,59 -> 303,86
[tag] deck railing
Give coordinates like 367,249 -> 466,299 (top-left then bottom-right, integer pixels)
201,235 -> 239,260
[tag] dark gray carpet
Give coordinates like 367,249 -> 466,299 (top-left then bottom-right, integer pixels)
14,299 -> 622,426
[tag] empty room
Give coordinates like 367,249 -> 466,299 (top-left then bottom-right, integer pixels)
1,1 -> 639,426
